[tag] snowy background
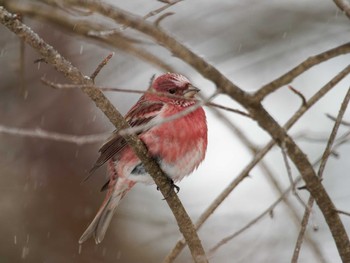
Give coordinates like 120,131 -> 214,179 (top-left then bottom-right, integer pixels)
0,0 -> 350,262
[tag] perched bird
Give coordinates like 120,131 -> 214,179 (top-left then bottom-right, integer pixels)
79,73 -> 208,244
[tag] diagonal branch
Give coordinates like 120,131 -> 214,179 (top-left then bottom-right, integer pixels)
333,0 -> 350,19
255,42 -> 350,101
0,7 -> 208,263
318,87 -> 350,178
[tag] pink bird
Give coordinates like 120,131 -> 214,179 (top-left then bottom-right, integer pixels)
79,73 -> 208,244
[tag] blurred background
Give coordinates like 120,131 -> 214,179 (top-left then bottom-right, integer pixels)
0,0 -> 349,262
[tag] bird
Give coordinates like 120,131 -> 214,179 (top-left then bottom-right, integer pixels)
79,73 -> 208,244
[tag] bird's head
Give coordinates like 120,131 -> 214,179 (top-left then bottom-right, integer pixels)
151,73 -> 200,99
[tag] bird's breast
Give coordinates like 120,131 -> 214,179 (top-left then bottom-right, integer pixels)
142,105 -> 207,181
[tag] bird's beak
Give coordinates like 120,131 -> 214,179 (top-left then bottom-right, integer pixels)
184,85 -> 200,98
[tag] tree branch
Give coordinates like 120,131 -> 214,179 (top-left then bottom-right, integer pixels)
255,42 -> 350,101
0,125 -> 107,145
333,0 -> 350,19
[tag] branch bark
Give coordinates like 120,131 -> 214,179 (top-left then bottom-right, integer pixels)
333,0 -> 350,19
255,42 -> 350,100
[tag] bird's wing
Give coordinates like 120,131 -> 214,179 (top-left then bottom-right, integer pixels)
86,100 -> 164,177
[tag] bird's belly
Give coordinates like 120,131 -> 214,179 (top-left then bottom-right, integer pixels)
126,138 -> 205,184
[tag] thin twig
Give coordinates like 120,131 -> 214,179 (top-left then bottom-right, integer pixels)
0,125 -> 108,145
336,209 -> 350,217
41,78 -> 143,94
155,12 -> 174,26
206,102 -> 251,118
143,0 -> 182,20
119,93 -> 218,136
89,0 -> 182,34
292,197 -> 315,263
41,79 -> 251,118
90,52 -> 114,81
289,85 -> 307,107
318,87 -> 350,178
281,141 -> 308,208
326,113 -> 350,126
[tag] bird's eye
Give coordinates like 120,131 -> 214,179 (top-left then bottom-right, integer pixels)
168,89 -> 176,94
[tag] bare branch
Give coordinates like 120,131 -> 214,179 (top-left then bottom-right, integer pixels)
0,125 -> 107,145
281,141 -> 308,208
255,42 -> 350,101
85,0 -> 182,35
90,52 -> 114,81
337,209 -> 350,217
289,85 -> 307,107
119,93 -> 218,136
318,87 -> 350,178
333,0 -> 350,19
41,79 -> 251,118
206,102 -> 251,118
292,197 -> 315,263
155,12 -> 175,27
41,78 -> 146,94
326,113 -> 350,126
143,0 -> 182,20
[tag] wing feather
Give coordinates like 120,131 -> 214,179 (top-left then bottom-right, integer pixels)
87,100 -> 164,177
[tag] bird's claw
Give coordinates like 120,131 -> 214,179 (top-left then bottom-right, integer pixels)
156,179 -> 180,199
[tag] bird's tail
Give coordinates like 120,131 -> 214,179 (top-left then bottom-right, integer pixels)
79,179 -> 133,244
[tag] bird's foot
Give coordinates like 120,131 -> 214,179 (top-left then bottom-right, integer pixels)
156,179 -> 180,199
